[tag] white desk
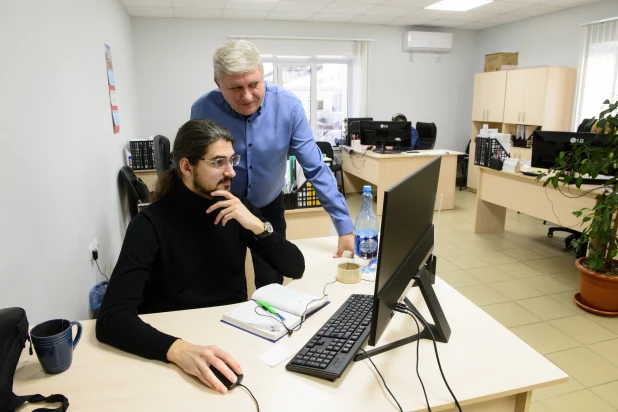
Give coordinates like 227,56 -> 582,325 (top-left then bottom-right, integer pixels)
14,237 -> 567,411
341,149 -> 464,215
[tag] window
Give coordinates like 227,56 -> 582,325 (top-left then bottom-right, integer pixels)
575,18 -> 618,128
262,57 -> 350,145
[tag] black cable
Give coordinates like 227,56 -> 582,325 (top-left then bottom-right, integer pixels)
250,278 -> 340,336
408,310 -> 432,411
544,183 -> 605,230
396,305 -> 462,412
238,383 -> 260,412
94,260 -> 109,281
359,348 -> 403,412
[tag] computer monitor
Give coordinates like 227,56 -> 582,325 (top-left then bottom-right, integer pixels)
359,121 -> 412,148
345,117 -> 373,146
531,131 -> 606,169
357,157 -> 450,359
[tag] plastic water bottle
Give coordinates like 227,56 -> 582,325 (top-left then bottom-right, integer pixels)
354,186 -> 379,276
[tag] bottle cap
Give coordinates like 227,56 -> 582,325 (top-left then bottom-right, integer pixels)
363,185 -> 372,193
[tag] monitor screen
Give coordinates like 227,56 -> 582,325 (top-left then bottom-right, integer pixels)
345,117 -> 373,146
359,121 -> 412,147
531,131 -> 606,169
368,157 -> 441,346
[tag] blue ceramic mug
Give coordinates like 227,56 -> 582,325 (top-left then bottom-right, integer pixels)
30,319 -> 82,374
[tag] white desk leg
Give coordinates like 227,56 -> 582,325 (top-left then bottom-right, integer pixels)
376,187 -> 385,216
515,391 -> 532,412
474,198 -> 507,233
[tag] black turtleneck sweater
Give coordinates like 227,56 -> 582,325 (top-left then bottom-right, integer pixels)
96,183 -> 305,362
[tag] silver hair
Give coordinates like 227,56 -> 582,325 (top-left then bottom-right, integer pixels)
213,40 -> 263,81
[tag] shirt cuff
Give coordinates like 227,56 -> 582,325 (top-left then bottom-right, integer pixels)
334,219 -> 355,237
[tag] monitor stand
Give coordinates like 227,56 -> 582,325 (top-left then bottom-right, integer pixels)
373,140 -> 387,154
353,265 -> 451,362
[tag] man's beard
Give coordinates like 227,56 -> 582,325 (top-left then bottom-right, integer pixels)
192,171 -> 233,199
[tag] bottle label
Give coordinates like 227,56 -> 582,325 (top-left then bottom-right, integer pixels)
355,234 -> 378,259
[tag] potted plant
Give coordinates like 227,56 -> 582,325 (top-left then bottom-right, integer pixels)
542,99 -> 618,316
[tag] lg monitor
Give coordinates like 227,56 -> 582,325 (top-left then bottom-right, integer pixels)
531,131 -> 605,169
356,156 -> 450,360
345,117 -> 373,146
359,121 -> 412,149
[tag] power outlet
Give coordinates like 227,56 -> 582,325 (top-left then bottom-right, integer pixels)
89,238 -> 99,261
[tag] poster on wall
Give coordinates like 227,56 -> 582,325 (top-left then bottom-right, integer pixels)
105,44 -> 119,134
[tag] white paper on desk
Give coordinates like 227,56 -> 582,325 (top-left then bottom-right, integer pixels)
258,343 -> 297,367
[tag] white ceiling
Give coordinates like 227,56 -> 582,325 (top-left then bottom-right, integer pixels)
121,0 -> 603,30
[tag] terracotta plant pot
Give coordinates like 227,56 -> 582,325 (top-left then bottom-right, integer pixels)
575,257 -> 618,316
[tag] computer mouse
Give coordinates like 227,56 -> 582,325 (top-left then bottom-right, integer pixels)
209,364 -> 243,390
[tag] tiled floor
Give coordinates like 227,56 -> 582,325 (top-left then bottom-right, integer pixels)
343,189 -> 618,412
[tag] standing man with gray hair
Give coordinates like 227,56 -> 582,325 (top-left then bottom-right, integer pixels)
191,40 -> 355,289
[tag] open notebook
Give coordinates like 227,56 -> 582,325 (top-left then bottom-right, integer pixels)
221,284 -> 329,342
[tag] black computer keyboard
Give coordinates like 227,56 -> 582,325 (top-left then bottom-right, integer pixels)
286,294 -> 373,381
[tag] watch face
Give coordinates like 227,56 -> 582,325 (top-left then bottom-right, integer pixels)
265,221 -> 273,234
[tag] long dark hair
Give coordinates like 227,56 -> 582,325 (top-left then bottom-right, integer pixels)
153,119 -> 235,201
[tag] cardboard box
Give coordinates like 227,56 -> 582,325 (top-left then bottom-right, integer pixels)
484,52 -> 518,72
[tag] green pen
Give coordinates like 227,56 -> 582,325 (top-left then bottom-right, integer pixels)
257,300 -> 286,321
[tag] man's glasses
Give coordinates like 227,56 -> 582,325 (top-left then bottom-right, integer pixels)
200,154 -> 241,169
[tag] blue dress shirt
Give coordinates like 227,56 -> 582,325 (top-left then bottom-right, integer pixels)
410,127 -> 422,150
190,83 -> 354,236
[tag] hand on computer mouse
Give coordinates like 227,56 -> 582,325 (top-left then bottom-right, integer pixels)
166,340 -> 242,393
209,363 -> 244,391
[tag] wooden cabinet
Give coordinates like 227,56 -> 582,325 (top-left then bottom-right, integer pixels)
472,72 -> 507,122
467,67 -> 576,192
503,70 -> 526,124
504,68 -> 551,126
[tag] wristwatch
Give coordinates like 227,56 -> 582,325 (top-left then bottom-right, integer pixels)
256,221 -> 274,239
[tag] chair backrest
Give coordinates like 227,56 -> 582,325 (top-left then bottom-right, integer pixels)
153,135 -> 172,175
577,118 -> 592,133
119,166 -> 151,219
416,122 -> 437,150
316,141 -> 335,164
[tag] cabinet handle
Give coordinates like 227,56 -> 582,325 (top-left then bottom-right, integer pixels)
518,112 -> 521,122
487,109 -> 489,120
523,112 -> 526,122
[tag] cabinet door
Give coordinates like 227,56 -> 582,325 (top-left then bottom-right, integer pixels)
503,70 -> 526,124
471,73 -> 488,121
522,67 -> 548,126
487,71 -> 507,122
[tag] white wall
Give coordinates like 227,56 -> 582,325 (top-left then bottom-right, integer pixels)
476,0 -> 618,71
0,0 -> 139,323
131,18 -> 479,152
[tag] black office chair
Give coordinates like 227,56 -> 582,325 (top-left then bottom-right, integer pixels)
416,122 -> 437,150
153,135 -> 172,175
119,166 -> 151,220
577,118 -> 593,133
457,140 -> 471,191
316,141 -> 345,197
543,123 -> 590,258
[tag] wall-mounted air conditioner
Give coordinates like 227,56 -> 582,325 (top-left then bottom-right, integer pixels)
403,31 -> 453,53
